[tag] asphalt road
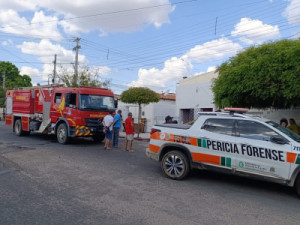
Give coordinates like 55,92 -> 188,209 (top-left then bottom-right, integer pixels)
0,121 -> 299,225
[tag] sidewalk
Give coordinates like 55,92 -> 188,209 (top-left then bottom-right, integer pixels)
119,131 -> 150,141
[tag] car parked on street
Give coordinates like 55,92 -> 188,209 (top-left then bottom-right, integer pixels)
146,108 -> 300,196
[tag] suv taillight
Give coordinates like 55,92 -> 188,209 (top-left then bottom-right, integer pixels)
150,128 -> 161,135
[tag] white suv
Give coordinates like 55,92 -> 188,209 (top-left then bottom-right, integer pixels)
146,110 -> 300,196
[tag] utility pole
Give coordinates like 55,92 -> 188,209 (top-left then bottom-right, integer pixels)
2,71 -> 5,89
73,38 -> 81,85
53,54 -> 57,84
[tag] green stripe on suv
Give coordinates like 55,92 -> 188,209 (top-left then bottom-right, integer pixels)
221,157 -> 231,167
296,154 -> 300,164
197,138 -> 207,148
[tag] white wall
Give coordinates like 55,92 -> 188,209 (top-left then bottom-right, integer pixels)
176,81 -> 215,110
249,108 -> 300,126
0,108 -> 3,120
117,99 -> 176,132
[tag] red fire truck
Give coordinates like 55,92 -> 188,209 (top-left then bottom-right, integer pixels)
5,84 -> 116,144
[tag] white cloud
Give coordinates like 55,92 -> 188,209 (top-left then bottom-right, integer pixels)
0,0 -> 36,11
17,39 -> 87,82
17,39 -> 112,84
0,10 -> 62,41
18,39 -> 85,63
186,37 -> 242,62
129,56 -> 193,91
83,66 -> 112,83
283,0 -> 300,25
231,18 -> 280,44
89,66 -> 111,76
50,0 -> 174,34
20,66 -> 40,77
1,0 -> 174,36
20,66 -> 43,86
129,37 -> 242,91
207,66 -> 217,72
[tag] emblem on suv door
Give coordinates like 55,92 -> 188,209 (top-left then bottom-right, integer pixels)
239,162 -> 244,168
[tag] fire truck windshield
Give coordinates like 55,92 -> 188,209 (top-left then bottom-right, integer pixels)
79,94 -> 115,111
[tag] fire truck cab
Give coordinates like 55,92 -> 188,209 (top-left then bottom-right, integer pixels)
5,84 -> 116,144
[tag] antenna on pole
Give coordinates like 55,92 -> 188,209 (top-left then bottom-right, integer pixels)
73,37 -> 81,85
215,17 -> 218,35
53,54 -> 57,84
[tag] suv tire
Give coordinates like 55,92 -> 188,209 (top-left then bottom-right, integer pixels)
161,150 -> 190,180
295,174 -> 300,197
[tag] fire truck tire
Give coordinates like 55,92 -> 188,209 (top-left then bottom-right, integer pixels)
92,134 -> 105,142
161,150 -> 190,180
57,123 -> 69,144
14,119 -> 25,136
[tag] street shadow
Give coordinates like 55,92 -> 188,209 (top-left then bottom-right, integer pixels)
21,132 -> 102,146
188,169 -> 297,198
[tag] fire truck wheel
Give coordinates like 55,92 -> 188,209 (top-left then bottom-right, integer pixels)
14,119 -> 24,136
92,134 -> 105,143
57,123 -> 69,144
161,150 -> 190,180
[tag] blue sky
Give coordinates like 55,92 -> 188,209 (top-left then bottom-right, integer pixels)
0,0 -> 299,94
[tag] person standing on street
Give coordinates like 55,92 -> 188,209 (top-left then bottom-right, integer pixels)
102,110 -> 114,150
280,118 -> 288,128
288,118 -> 300,134
112,109 -> 122,148
125,112 -> 134,152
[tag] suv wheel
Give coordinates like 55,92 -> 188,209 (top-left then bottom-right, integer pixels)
161,150 -> 190,180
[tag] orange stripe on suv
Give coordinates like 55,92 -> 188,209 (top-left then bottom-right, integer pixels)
149,144 -> 160,153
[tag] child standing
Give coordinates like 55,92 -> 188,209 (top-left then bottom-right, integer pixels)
125,112 -> 134,152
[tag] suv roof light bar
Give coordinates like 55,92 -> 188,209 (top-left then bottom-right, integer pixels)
223,107 -> 249,114
197,110 -> 252,118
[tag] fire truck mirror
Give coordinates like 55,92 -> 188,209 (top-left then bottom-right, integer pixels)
114,99 -> 118,109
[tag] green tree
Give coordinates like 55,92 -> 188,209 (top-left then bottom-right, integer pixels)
0,61 -> 19,83
0,61 -> 32,107
10,74 -> 32,88
0,87 -> 5,108
59,66 -> 109,88
213,39 -> 300,109
120,87 -> 160,138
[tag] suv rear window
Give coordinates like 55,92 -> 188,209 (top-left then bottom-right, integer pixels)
202,118 -> 234,136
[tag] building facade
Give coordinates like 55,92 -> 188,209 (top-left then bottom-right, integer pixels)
117,93 -> 177,132
176,71 -> 218,123
176,71 -> 300,126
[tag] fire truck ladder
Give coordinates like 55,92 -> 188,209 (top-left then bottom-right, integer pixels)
38,101 -> 51,133
37,87 -> 51,133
